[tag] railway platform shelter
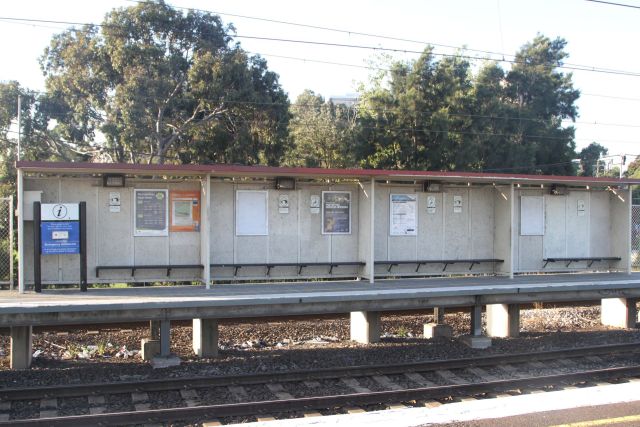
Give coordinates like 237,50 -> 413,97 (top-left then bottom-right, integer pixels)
3,161 -> 639,369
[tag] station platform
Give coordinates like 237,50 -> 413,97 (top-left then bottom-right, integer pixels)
1,273 -> 639,327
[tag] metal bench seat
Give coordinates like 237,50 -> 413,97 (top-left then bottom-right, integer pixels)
542,257 -> 621,268
96,264 -> 205,277
375,258 -> 504,272
210,261 -> 366,276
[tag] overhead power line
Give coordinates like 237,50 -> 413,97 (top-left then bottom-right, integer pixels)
130,0 -> 635,77
1,15 -> 640,78
585,0 -> 640,9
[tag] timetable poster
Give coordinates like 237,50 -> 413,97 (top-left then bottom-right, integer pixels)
170,190 -> 201,232
390,194 -> 417,235
134,189 -> 168,236
322,191 -> 351,234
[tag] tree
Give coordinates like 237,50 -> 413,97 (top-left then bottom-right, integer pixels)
40,0 -> 289,164
503,35 -> 580,175
286,90 -> 358,168
355,35 -> 580,174
578,142 -> 608,177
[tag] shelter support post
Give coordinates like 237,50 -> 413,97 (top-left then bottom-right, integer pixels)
486,304 -> 520,338
350,311 -> 380,344
601,298 -> 637,328
369,177 -> 375,284
17,169 -> 24,293
192,318 -> 219,358
424,306 -> 452,338
201,174 -> 211,288
10,326 -> 32,370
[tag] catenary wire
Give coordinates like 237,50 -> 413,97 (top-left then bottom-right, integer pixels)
0,15 -> 640,78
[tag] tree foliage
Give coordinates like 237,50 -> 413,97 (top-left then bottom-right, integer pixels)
39,0 -> 289,164
285,90 -> 358,168
352,35 -> 580,174
578,142 -> 608,177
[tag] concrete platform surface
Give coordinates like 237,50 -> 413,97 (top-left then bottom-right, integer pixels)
0,273 -> 638,326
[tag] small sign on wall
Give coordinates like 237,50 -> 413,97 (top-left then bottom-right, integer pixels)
109,191 -> 121,213
577,199 -> 586,217
279,194 -> 289,214
310,195 -> 320,214
427,195 -> 437,214
453,195 -> 463,214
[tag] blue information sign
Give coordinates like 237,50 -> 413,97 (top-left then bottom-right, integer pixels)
41,221 -> 80,255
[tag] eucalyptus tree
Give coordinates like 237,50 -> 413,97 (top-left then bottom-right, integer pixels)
40,0 -> 289,164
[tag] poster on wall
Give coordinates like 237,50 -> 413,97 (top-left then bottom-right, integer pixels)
390,194 -> 417,235
134,189 -> 168,236
170,190 -> 201,232
322,191 -> 351,234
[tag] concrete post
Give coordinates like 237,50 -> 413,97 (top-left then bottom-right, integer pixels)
424,307 -> 453,338
601,298 -> 637,328
193,318 -> 219,358
150,320 -> 161,340
486,303 -> 520,337
470,305 -> 482,336
141,320 -> 161,360
350,311 -> 380,344
461,304 -> 491,349
10,326 -> 32,370
160,319 -> 171,356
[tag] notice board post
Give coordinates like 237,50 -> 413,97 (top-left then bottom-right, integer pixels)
33,202 -> 41,293
33,202 -> 85,293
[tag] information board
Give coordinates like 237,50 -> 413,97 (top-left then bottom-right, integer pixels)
520,196 -> 545,236
390,194 -> 417,235
236,190 -> 268,235
322,191 -> 351,234
134,189 -> 168,236
170,190 -> 200,232
41,221 -> 80,254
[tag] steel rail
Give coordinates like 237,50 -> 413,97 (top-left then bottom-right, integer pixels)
4,365 -> 640,426
1,342 -> 639,401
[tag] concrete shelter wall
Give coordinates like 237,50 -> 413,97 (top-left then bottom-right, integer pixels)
23,177 -> 202,285
21,174 -> 628,285
514,188 -> 614,272
209,181 -> 364,280
374,185 -> 496,277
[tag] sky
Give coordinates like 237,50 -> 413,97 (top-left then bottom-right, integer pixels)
1,0 -> 639,170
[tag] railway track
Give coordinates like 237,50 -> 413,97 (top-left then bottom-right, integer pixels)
2,342 -> 640,426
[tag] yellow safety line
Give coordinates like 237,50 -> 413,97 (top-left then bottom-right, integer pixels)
551,414 -> 640,427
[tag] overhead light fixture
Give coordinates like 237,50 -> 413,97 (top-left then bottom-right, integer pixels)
423,181 -> 442,192
275,177 -> 296,190
549,185 -> 568,196
103,174 -> 125,187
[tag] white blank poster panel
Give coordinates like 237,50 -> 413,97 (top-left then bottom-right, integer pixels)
236,190 -> 268,235
520,196 -> 545,236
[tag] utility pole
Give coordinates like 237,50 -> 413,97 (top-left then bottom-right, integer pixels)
17,95 -> 21,161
